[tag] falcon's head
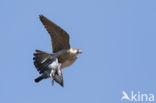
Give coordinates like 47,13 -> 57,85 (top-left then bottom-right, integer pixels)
69,48 -> 82,55
76,49 -> 82,54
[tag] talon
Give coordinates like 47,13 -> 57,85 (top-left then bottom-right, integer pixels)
58,66 -> 61,71
51,80 -> 54,86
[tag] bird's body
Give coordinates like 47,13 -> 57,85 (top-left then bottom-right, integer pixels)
33,15 -> 82,87
39,15 -> 82,70
56,48 -> 78,68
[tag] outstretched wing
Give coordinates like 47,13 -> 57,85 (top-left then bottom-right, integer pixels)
39,15 -> 70,53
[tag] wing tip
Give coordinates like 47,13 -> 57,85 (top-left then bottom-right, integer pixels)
39,14 -> 46,21
35,49 -> 40,52
39,14 -> 44,18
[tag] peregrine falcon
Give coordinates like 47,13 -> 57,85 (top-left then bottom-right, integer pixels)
39,15 -> 82,71
33,15 -> 82,87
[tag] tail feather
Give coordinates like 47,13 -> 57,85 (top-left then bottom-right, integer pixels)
33,49 -> 52,73
34,74 -> 47,83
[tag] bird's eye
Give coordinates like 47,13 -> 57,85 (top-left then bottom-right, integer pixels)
77,49 -> 82,54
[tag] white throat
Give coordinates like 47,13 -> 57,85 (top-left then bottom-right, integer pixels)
69,48 -> 78,55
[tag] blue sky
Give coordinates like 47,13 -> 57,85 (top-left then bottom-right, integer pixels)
1,0 -> 156,103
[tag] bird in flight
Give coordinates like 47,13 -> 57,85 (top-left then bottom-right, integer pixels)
33,15 -> 82,87
33,53 -> 64,87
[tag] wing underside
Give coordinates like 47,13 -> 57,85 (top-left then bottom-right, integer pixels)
39,15 -> 70,53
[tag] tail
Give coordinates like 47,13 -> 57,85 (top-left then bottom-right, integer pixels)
34,75 -> 47,83
33,49 -> 52,74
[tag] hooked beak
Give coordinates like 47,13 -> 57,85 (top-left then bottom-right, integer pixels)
78,50 -> 82,54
